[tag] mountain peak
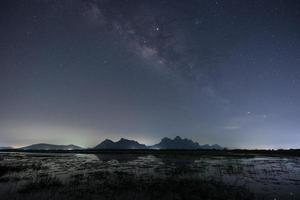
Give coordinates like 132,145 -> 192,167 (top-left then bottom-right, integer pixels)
119,138 -> 130,142
95,138 -> 147,149
152,136 -> 200,149
161,137 -> 171,141
103,139 -> 113,143
174,136 -> 182,140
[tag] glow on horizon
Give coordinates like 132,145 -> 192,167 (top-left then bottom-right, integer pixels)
0,121 -> 299,149
0,123 -> 161,148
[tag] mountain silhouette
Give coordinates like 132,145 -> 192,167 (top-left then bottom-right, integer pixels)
16,137 -> 222,150
94,138 -> 147,149
151,136 -> 200,149
150,136 -> 223,150
94,136 -> 223,150
20,143 -> 82,150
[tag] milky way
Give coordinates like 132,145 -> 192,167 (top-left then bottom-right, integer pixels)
0,0 -> 300,148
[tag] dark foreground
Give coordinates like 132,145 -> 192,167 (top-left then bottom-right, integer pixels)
0,150 -> 299,200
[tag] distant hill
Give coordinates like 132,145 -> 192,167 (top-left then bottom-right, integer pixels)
0,146 -> 13,150
151,136 -> 200,149
20,143 -> 82,150
94,138 -> 147,149
199,144 -> 223,150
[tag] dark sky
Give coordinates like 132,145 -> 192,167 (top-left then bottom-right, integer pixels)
0,0 -> 300,148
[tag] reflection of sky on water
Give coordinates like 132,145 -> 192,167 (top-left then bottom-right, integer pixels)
79,153 -> 300,199
95,154 -> 140,163
0,153 -> 299,199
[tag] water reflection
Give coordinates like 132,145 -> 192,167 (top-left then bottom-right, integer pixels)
94,153 -> 197,165
92,154 -> 300,199
95,154 -> 140,163
0,152 -> 299,199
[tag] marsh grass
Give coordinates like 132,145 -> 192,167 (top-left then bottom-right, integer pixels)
0,165 -> 24,177
19,175 -> 63,193
0,162 -> 43,176
6,170 -> 254,200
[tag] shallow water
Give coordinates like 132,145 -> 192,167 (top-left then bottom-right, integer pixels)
0,152 -> 299,200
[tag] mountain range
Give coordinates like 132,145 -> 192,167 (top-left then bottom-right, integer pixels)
151,136 -> 200,149
20,143 -> 83,150
91,136 -> 223,150
16,136 -> 223,150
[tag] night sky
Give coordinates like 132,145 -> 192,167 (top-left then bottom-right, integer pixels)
1,0 -> 300,149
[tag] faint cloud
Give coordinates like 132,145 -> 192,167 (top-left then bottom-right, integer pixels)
223,126 -> 241,130
223,112 -> 271,132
